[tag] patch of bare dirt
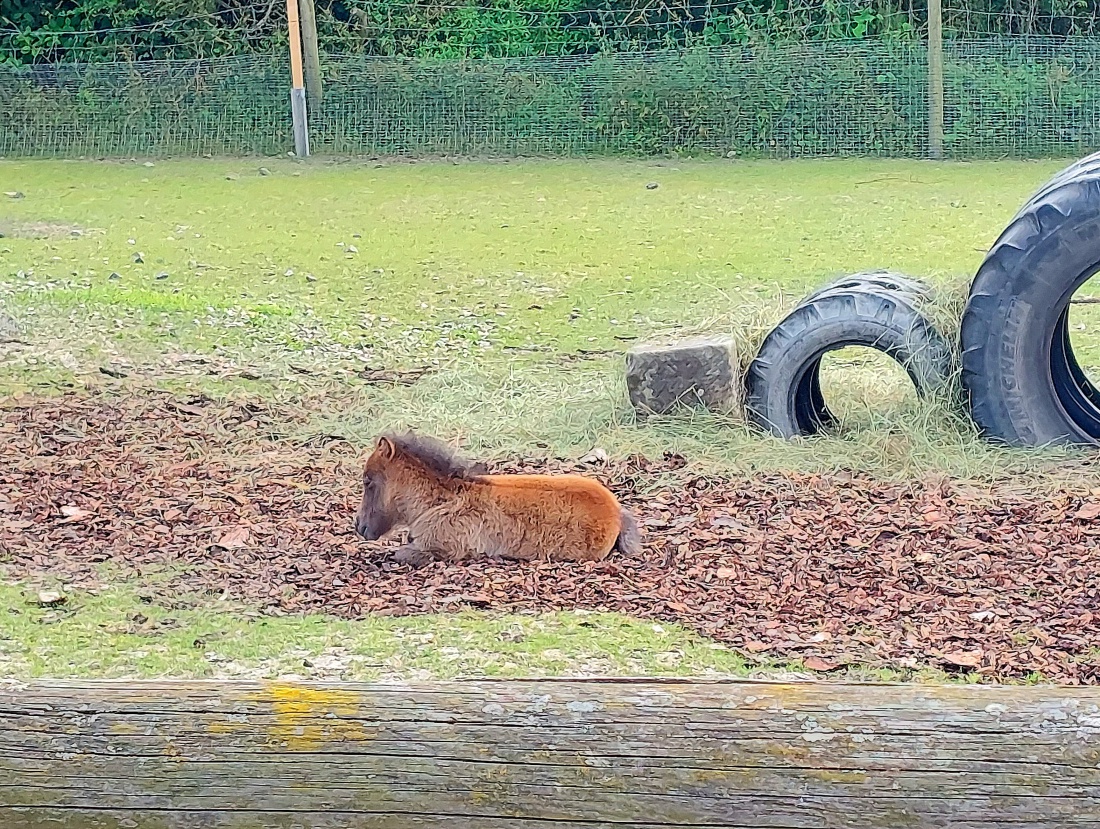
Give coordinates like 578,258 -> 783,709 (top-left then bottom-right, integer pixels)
0,218 -> 86,239
2,392 -> 1099,682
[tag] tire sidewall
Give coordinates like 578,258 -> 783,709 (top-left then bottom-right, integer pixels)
966,207 -> 1100,445
748,292 -> 950,437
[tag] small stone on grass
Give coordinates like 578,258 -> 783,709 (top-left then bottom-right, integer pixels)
35,591 -> 66,607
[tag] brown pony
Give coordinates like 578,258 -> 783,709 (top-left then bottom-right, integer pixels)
353,431 -> 641,566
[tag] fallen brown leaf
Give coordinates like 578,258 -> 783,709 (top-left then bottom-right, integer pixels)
212,526 -> 251,549
941,650 -> 983,669
1075,502 -> 1100,521
803,656 -> 841,672
58,505 -> 93,524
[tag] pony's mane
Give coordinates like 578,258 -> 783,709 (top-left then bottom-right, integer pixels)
386,431 -> 483,479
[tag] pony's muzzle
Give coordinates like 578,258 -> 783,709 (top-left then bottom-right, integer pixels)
354,514 -> 377,541
354,508 -> 392,541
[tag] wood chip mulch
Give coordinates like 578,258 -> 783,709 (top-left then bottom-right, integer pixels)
2,392 -> 1099,682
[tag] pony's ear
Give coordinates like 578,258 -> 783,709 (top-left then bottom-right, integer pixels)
375,436 -> 396,460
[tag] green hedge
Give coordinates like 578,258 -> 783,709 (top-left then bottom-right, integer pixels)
1,39 -> 1099,158
313,44 -> 927,156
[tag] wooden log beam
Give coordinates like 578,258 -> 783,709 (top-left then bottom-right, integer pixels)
2,678 -> 1099,828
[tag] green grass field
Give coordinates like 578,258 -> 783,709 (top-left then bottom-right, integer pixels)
2,156 -> 1092,480
3,580 -> 977,684
2,155 -> 1098,683
0,155 -> 1044,356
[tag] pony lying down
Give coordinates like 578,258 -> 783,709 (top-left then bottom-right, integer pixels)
354,431 -> 641,566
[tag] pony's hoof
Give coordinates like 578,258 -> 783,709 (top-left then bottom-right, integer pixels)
392,547 -> 433,568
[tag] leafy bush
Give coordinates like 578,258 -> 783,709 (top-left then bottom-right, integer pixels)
4,1 -> 1100,158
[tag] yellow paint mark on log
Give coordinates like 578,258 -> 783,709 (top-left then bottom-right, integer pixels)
223,677 -> 378,747
269,686 -> 366,750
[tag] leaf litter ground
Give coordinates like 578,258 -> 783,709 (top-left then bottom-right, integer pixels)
2,392 -> 1099,683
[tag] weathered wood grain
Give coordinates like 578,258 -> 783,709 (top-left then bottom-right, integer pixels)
1,678 -> 1099,828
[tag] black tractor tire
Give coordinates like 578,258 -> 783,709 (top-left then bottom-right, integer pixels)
800,270 -> 933,306
1021,152 -> 1100,209
747,288 -> 953,438
960,171 -> 1100,445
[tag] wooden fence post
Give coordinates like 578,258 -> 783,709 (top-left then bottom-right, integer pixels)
286,0 -> 310,157
928,0 -> 945,158
298,0 -> 323,111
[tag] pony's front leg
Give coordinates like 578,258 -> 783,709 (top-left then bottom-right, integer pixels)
391,543 -> 436,568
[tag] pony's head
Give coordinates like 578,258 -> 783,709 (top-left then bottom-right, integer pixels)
354,435 -> 401,541
354,431 -> 486,541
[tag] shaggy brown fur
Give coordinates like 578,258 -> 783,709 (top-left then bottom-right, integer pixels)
354,431 -> 641,566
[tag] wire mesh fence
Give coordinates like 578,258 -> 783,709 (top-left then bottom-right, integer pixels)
0,57 -> 290,157
2,1 -> 1100,159
314,43 -> 929,157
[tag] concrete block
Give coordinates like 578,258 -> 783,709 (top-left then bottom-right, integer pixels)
625,334 -> 739,416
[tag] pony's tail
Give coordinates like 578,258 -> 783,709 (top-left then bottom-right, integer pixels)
614,507 -> 642,555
